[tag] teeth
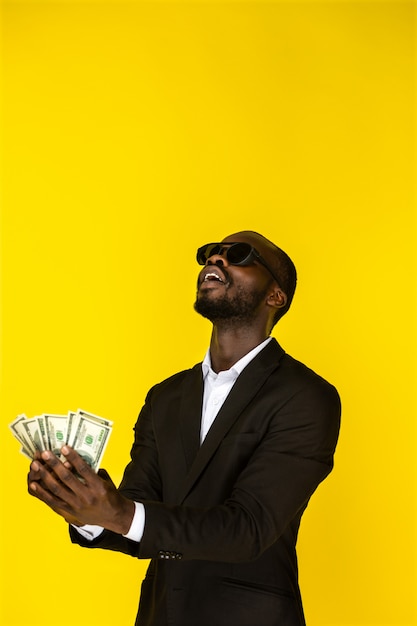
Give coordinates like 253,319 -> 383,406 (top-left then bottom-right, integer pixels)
204,272 -> 223,282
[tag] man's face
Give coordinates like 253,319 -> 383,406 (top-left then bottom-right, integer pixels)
194,234 -> 275,327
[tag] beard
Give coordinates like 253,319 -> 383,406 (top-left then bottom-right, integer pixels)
194,281 -> 269,328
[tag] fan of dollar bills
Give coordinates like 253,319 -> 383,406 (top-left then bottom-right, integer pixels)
9,409 -> 113,472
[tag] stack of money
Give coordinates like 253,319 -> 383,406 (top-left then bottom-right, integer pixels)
9,409 -> 113,472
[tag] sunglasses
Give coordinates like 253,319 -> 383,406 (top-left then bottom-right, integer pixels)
196,242 -> 282,289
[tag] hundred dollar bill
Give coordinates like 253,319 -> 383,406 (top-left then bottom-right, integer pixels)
36,415 -> 48,450
76,408 -> 113,427
9,414 -> 35,458
10,409 -> 113,469
21,416 -> 46,452
56,410 -> 77,461
67,409 -> 113,446
66,409 -> 113,452
65,414 -> 112,472
44,413 -> 72,456
18,446 -> 33,460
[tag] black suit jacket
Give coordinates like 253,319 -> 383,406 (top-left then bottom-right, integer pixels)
71,339 -> 341,626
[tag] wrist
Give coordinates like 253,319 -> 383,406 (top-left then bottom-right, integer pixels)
108,496 -> 136,535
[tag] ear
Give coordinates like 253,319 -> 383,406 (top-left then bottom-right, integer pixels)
267,287 -> 287,310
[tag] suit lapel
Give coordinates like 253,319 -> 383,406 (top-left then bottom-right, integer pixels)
177,339 -> 285,504
178,364 -> 204,472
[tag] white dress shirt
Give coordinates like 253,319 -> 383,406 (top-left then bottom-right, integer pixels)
75,337 -> 272,543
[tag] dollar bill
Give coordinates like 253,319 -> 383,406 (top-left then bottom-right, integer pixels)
44,413 -> 71,456
36,415 -> 48,449
66,409 -> 113,447
21,416 -> 46,453
66,414 -> 112,471
10,409 -> 113,471
9,414 -> 35,458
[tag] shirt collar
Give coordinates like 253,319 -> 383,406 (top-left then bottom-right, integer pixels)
202,337 -> 272,380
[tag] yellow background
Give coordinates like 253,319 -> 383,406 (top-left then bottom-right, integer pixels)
1,1 -> 415,625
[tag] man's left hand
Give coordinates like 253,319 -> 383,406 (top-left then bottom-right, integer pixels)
28,446 -> 135,535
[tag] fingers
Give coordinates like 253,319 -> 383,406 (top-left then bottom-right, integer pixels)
26,447 -> 123,529
28,456 -> 70,496
30,446 -> 103,504
28,459 -> 43,484
28,458 -> 53,493
37,447 -> 95,491
59,446 -> 96,484
28,450 -> 85,510
28,472 -> 69,513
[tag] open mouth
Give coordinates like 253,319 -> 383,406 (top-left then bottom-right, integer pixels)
203,272 -> 224,283
198,267 -> 228,288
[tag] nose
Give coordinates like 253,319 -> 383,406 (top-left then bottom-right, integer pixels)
205,247 -> 229,267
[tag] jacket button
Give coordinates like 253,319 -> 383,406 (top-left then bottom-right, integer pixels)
157,550 -> 183,560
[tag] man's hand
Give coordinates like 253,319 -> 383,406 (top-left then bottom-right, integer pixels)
27,446 -> 135,535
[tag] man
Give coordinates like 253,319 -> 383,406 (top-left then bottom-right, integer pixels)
28,230 -> 341,626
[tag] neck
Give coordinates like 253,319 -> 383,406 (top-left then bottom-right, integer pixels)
209,324 -> 270,373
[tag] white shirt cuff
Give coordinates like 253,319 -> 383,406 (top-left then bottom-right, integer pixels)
71,502 -> 145,543
72,523 -> 105,541
122,501 -> 145,542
